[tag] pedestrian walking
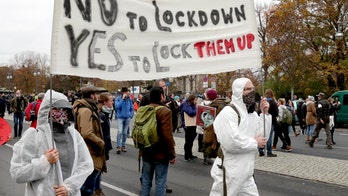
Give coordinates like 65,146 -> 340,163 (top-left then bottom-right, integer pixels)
210,78 -> 271,196
308,93 -> 332,149
10,90 -> 28,138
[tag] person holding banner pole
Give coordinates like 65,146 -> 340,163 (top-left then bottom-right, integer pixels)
210,78 -> 271,196
10,90 -> 93,196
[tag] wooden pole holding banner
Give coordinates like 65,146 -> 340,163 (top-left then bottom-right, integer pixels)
261,67 -> 266,141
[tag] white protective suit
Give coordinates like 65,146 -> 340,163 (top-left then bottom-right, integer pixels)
210,78 -> 272,196
10,90 -> 94,196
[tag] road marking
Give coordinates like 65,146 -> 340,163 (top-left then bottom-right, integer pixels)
101,181 -> 139,196
5,143 -> 13,148
339,133 -> 348,136
5,143 -> 139,196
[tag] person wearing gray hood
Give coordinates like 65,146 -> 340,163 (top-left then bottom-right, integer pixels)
10,90 -> 94,196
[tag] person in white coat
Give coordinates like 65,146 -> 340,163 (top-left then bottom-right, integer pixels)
210,78 -> 272,196
10,90 -> 93,196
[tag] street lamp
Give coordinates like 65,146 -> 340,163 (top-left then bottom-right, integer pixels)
335,21 -> 347,40
34,69 -> 40,93
6,73 -> 12,91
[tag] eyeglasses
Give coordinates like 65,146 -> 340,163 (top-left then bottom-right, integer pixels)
244,87 -> 255,91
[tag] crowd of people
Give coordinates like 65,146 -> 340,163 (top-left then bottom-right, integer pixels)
3,77 -> 342,196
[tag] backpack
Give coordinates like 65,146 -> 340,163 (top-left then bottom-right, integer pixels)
132,105 -> 164,149
202,99 -> 240,158
281,108 -> 293,125
26,101 -> 37,121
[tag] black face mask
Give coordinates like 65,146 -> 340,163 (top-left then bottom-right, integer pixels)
243,90 -> 256,113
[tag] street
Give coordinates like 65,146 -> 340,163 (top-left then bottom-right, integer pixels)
1,116 -> 348,195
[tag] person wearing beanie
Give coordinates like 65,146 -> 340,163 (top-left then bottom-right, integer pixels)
196,88 -> 218,165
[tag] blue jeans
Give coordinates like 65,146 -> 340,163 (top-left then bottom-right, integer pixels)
116,118 -> 131,148
306,125 -> 314,137
13,112 -> 24,137
95,172 -> 102,190
81,169 -> 101,195
141,159 -> 169,196
266,125 -> 274,154
259,124 -> 274,155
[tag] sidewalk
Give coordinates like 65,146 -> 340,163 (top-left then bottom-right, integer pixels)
6,114 -> 348,187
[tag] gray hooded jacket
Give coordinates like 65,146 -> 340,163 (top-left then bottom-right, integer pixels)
10,90 -> 93,196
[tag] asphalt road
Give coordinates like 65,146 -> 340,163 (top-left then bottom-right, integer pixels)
1,117 -> 348,195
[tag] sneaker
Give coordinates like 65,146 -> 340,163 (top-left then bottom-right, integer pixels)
259,151 -> 265,157
94,189 -> 106,196
166,185 -> 173,193
327,145 -> 332,150
190,155 -> 198,159
272,146 -> 277,151
116,147 -> 121,154
285,145 -> 292,152
185,157 -> 193,162
121,147 -> 127,152
294,131 -> 300,137
308,142 -> 313,148
267,153 -> 277,157
203,158 -> 213,165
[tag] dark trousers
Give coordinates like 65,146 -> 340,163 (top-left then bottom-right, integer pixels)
13,112 -> 24,137
281,123 -> 291,146
184,126 -> 197,160
310,122 -> 332,146
81,169 -> 101,196
330,127 -> 335,143
198,133 -> 203,151
273,123 -> 288,147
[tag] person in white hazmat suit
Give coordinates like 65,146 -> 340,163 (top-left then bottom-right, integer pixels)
210,78 -> 272,196
10,90 -> 93,196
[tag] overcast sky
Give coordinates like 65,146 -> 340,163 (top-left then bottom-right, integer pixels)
0,0 -> 274,65
0,0 -> 53,64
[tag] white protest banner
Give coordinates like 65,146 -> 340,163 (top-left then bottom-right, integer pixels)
51,0 -> 261,81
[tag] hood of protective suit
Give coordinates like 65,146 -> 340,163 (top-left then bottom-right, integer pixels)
36,90 -> 74,146
231,78 -> 250,112
37,90 -> 74,126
